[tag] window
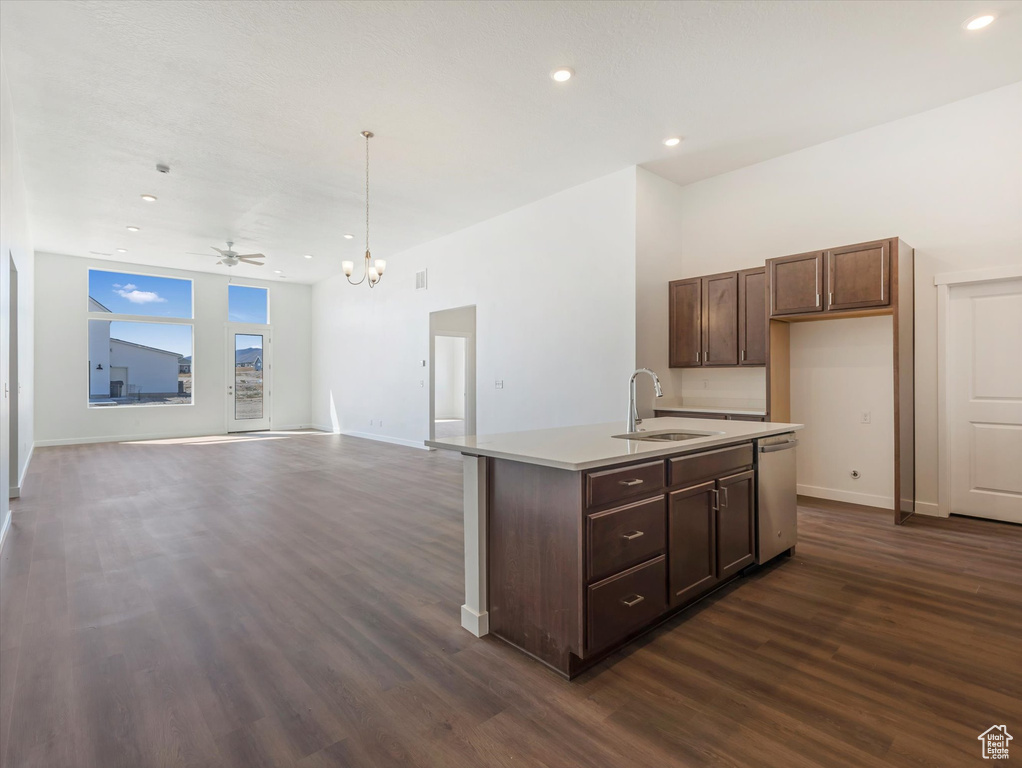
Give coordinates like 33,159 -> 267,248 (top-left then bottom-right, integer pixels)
88,270 -> 194,407
228,284 -> 268,324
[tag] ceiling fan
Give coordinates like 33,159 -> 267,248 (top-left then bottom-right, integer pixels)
190,241 -> 265,267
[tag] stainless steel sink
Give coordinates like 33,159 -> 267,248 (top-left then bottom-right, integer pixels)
612,430 -> 721,442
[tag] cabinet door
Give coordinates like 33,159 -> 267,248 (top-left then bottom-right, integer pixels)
825,240 -> 890,311
738,268 -> 766,365
669,278 -> 702,367
769,251 -> 824,316
668,482 -> 718,606
702,272 -> 739,366
716,470 -> 756,579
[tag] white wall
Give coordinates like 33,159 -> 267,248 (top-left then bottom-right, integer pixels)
636,82 -> 1022,513
434,335 -> 465,420
311,167 -> 637,446
1,51 -> 36,536
108,340 -> 180,395
35,252 -> 312,444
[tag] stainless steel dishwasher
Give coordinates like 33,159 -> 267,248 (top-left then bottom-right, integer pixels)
755,433 -> 798,564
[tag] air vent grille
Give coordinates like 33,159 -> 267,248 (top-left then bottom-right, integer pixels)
415,269 -> 428,290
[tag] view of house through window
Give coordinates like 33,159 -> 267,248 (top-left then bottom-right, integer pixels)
88,270 -> 194,407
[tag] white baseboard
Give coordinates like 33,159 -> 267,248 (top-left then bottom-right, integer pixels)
9,486 -> 19,499
0,509 -> 11,554
18,442 -> 33,488
461,604 -> 489,637
339,430 -> 428,450
34,430 -> 225,447
913,500 -> 943,518
311,423 -> 338,433
797,484 -> 894,510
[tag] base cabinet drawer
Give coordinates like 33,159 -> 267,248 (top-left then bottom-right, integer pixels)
587,497 -> 666,583
670,443 -> 753,487
586,460 -> 665,508
587,556 -> 667,652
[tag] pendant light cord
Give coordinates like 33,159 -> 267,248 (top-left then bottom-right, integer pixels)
365,131 -> 370,257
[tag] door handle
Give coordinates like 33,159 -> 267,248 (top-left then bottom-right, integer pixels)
622,530 -> 644,541
621,594 -> 645,608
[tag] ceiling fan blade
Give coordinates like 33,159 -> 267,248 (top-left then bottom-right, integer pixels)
238,258 -> 264,265
236,253 -> 265,259
211,246 -> 228,255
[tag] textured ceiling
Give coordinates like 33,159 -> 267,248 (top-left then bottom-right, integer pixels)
2,0 -> 1020,283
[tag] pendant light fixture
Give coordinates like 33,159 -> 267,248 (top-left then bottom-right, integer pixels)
342,131 -> 386,288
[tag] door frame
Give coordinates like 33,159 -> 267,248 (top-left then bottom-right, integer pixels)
225,323 -> 272,432
428,306 -> 476,444
935,264 -> 1022,518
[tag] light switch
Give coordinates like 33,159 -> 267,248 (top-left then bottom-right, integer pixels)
495,380 -> 504,390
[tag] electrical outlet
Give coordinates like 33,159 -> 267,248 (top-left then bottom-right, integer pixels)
495,380 -> 504,390
702,379 -> 709,389
379,420 -> 383,427
860,411 -> 871,424
369,419 -> 374,426
419,380 -> 424,388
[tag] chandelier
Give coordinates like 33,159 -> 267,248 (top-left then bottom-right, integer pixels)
342,130 -> 386,287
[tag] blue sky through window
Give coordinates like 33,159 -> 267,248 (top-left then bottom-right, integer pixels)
93,321 -> 193,357
229,285 -> 269,323
88,269 -> 192,318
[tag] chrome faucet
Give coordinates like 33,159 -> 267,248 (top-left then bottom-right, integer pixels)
628,368 -> 664,432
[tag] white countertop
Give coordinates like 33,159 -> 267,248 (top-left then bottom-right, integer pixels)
425,417 -> 803,471
654,404 -> 768,417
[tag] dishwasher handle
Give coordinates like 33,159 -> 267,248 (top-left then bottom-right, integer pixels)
759,438 -> 798,453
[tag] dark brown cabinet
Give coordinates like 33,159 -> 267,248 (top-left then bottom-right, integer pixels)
769,239 -> 893,319
826,240 -> 890,310
670,269 -> 765,368
669,278 -> 701,367
488,439 -> 764,678
769,251 -> 824,316
716,470 -> 756,578
667,481 -> 717,605
738,268 -> 766,365
702,272 -> 739,366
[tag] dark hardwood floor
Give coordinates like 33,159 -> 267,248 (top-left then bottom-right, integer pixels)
1,432 -> 1019,767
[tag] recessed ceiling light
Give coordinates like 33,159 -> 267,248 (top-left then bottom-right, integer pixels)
116,248 -> 127,253
274,270 -> 283,274
343,233 -> 354,240
663,137 -> 682,147
551,67 -> 574,83
140,194 -> 157,202
964,14 -> 995,30
126,225 -> 140,232
303,254 -> 313,259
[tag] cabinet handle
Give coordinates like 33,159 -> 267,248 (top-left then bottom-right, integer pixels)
618,479 -> 644,487
711,488 -> 720,510
815,292 -> 820,307
621,594 -> 645,608
622,530 -> 644,541
741,350 -> 746,362
721,487 -> 729,508
696,351 -> 700,363
829,291 -> 833,306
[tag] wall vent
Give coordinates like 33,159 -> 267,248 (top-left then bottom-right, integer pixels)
415,269 -> 428,290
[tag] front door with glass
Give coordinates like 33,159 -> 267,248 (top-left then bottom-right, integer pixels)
225,326 -> 270,431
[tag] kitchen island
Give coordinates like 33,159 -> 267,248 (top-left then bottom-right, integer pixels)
426,416 -> 803,678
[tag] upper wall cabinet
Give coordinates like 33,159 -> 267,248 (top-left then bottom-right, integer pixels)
738,268 -> 766,365
826,240 -> 890,311
669,267 -> 765,368
769,251 -> 824,316
702,272 -> 739,366
769,239 -> 892,318
669,278 -> 702,367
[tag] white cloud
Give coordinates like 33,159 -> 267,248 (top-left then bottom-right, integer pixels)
115,288 -> 166,304
122,283 -> 137,291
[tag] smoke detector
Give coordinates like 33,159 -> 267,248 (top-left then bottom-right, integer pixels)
156,163 -> 170,174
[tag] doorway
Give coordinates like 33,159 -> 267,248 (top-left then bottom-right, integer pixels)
225,325 -> 271,432
943,275 -> 1022,524
429,306 -> 476,442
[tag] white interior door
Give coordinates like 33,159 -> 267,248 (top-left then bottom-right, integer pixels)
948,278 -> 1022,523
225,325 -> 271,432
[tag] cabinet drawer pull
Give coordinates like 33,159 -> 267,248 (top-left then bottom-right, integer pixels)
622,530 -> 644,541
618,479 -> 644,487
621,594 -> 645,608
